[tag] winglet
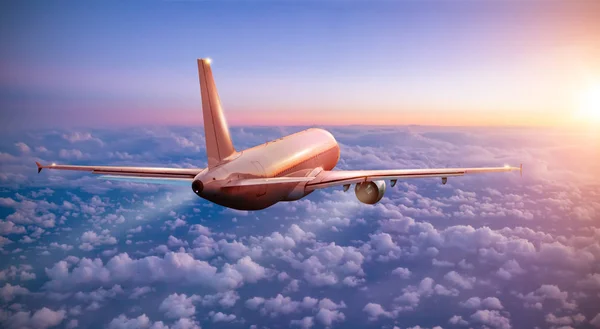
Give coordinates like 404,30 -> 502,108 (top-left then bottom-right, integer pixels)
36,162 -> 43,173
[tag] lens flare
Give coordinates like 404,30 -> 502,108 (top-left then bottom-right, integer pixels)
575,83 -> 600,123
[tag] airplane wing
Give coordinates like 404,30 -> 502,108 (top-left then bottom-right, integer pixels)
305,165 -> 522,190
218,165 -> 521,189
35,162 -> 201,185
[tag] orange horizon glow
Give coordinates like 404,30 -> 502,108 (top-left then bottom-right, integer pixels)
122,107 -> 589,130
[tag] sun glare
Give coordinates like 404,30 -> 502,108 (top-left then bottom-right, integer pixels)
576,83 -> 600,122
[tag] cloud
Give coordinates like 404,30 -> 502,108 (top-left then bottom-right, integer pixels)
1,307 -> 66,329
210,312 -> 236,323
44,252 -> 268,292
0,236 -> 13,247
129,286 -> 154,299
2,126 -> 600,329
171,318 -> 201,329
62,132 -> 104,146
198,290 -> 239,308
577,273 -> 600,289
73,284 -> 123,305
315,308 -> 345,327
107,314 -> 167,329
0,265 -> 35,282
159,293 -> 200,319
250,294 -> 305,317
14,142 -> 30,153
58,148 -> 89,160
591,313 -> 600,327
291,316 -> 314,329
448,315 -> 468,326
444,271 -> 476,290
287,242 -> 365,286
167,235 -> 188,248
0,283 -> 29,302
460,297 -> 504,310
188,224 -> 211,236
79,230 -> 117,251
50,242 -> 73,251
518,284 -> 577,311
470,310 -> 511,329
393,277 -> 458,311
495,259 -> 525,280
245,294 -> 346,324
2,196 -> 58,229
363,303 -> 394,321
545,313 -> 585,327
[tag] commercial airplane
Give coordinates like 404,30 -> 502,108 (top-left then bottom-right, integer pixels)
36,58 -> 522,210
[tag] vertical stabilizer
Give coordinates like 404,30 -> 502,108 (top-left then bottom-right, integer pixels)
198,58 -> 236,167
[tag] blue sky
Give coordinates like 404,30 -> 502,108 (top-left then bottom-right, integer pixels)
2,1 -> 599,128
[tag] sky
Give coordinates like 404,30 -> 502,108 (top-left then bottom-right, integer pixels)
0,125 -> 599,329
1,0 -> 600,129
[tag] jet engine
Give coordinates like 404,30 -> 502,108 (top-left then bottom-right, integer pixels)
354,180 -> 386,204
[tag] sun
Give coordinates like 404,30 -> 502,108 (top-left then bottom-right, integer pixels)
575,83 -> 600,122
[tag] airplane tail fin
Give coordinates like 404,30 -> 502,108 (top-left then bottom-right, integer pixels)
197,58 -> 236,168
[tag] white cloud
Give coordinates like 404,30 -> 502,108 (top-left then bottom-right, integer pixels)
159,293 -> 200,319
79,230 -> 117,251
287,242 -> 364,286
198,290 -> 239,308
74,284 -> 123,305
2,307 -> 66,329
470,310 -> 511,329
0,283 -> 29,302
171,318 -> 200,329
107,314 -> 167,329
58,149 -> 89,160
188,224 -> 211,236
62,132 -> 104,145
591,313 -> 600,327
460,297 -> 503,310
363,303 -> 394,321
444,271 -> 475,290
15,142 -> 31,153
44,252 -> 268,292
449,315 -> 468,326
519,284 -> 577,311
291,316 -> 314,329
129,286 -> 154,299
0,220 -> 26,235
167,235 -> 188,248
315,308 -> 345,326
211,312 -> 236,323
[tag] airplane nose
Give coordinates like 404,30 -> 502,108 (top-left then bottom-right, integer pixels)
191,180 -> 204,194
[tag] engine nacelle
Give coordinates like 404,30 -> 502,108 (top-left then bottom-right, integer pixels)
354,180 -> 386,205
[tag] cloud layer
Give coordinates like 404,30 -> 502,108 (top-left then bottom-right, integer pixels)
0,125 -> 598,329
